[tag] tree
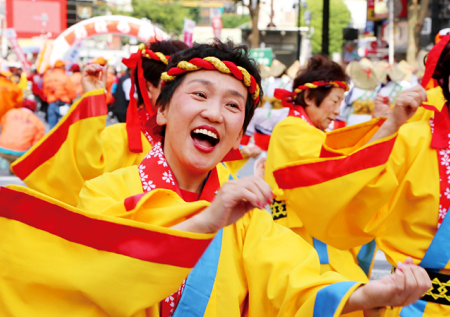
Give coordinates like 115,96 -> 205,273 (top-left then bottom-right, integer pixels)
110,0 -> 198,35
301,0 -> 351,54
234,0 -> 261,48
222,14 -> 251,29
406,0 -> 429,65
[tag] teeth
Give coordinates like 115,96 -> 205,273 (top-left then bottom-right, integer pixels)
193,129 -> 218,139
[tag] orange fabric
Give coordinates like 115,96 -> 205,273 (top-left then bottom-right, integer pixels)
70,72 -> 83,97
43,69 -> 77,103
0,77 -> 23,121
0,108 -> 45,152
106,72 -> 116,105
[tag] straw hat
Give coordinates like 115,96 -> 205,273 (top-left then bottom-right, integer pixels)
268,59 -> 286,78
347,59 -> 379,90
0,60 -> 12,77
286,60 -> 301,79
374,61 -> 406,83
397,60 -> 414,82
259,64 -> 271,79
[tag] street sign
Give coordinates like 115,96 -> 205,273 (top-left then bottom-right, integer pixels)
249,48 -> 273,66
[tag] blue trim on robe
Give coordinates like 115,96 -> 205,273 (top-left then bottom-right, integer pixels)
399,207 -> 450,315
420,207 -> 450,271
173,229 -> 223,317
313,281 -> 357,317
399,299 -> 427,317
356,239 -> 377,277
313,238 -> 329,264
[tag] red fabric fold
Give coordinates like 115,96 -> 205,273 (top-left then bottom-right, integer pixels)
422,35 -> 450,88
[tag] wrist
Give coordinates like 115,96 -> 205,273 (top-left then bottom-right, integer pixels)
383,117 -> 401,134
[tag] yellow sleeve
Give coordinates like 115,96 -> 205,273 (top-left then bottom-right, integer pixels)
265,116 -> 326,200
273,120 -> 430,250
241,209 -> 362,316
0,185 -> 214,317
11,90 -> 149,207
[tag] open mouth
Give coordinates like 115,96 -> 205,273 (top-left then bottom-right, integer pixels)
191,126 -> 220,152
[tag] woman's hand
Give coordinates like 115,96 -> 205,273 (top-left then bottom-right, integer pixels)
388,85 -> 427,129
373,94 -> 390,118
343,257 -> 432,313
81,63 -> 108,93
366,85 -> 427,144
240,145 -> 262,159
172,176 -> 273,233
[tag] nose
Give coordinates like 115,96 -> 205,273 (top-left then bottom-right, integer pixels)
200,99 -> 223,123
333,103 -> 341,115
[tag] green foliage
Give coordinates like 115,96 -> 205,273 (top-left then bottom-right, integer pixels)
112,0 -> 196,35
221,14 -> 251,28
300,0 -> 351,54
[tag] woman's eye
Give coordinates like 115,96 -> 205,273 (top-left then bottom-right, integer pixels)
229,103 -> 239,109
194,92 -> 206,98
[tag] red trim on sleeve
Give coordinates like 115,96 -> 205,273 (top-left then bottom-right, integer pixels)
0,187 -> 211,268
253,132 -> 271,151
12,94 -> 108,180
274,136 -> 397,189
240,134 -> 251,146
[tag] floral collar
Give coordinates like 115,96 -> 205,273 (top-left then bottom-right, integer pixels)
138,142 -> 220,203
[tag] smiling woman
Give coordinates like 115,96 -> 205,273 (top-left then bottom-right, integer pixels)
0,40 -> 431,316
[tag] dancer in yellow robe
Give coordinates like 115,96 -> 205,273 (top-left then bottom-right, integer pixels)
271,36 -> 450,317
0,40 -> 431,317
265,57 -> 376,311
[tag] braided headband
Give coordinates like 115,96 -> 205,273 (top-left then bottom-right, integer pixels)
161,56 -> 261,105
121,44 -> 171,153
137,43 -> 170,65
292,81 -> 349,97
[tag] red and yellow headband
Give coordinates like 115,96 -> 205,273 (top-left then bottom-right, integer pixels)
160,57 -> 261,105
292,80 -> 349,97
121,43 -> 171,154
137,43 -> 170,65
274,80 -> 349,109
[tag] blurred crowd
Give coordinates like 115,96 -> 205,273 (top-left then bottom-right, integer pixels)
0,46 -> 427,175
0,57 -> 135,173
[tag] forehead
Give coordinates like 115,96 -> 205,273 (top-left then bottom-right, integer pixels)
181,70 -> 248,95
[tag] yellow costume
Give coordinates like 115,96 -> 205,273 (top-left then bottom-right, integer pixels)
265,115 -> 376,310
11,90 -> 245,206
0,164 -> 362,316
271,95 -> 450,316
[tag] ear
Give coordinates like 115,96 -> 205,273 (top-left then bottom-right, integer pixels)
232,129 -> 244,150
156,105 -> 168,127
304,90 -> 315,108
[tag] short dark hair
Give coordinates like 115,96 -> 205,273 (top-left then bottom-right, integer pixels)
293,55 -> 349,108
431,40 -> 450,101
135,40 -> 189,106
157,40 -> 262,133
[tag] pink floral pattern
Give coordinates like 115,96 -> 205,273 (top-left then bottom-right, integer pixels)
431,117 -> 450,228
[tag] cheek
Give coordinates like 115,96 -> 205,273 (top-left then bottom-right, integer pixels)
226,112 -> 245,138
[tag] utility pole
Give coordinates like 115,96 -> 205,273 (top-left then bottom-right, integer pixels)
430,0 -> 441,40
388,0 -> 394,64
321,0 -> 329,55
297,0 -> 302,60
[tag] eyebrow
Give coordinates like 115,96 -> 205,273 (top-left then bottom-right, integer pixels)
186,78 -> 246,101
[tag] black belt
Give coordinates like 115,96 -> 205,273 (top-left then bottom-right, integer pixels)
393,267 -> 450,305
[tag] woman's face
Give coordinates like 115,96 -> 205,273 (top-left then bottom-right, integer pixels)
147,80 -> 162,107
157,70 -> 246,175
304,87 -> 345,130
